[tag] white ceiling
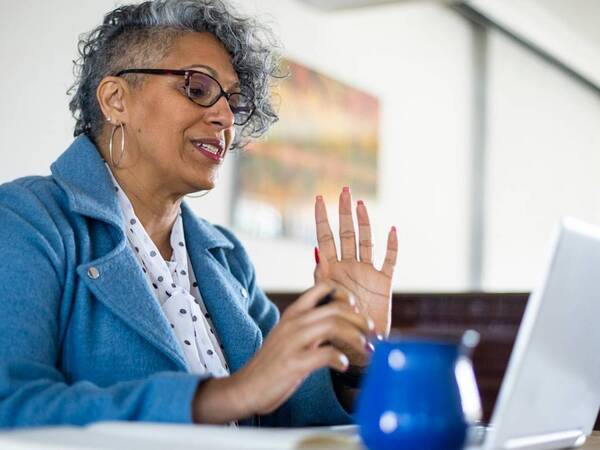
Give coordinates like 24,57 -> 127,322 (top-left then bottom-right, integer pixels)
466,0 -> 600,88
534,0 -> 600,48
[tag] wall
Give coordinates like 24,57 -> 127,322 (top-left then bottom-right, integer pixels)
0,0 -> 475,292
483,30 -> 600,290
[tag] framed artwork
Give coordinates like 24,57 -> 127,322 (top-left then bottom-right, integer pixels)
232,59 -> 379,242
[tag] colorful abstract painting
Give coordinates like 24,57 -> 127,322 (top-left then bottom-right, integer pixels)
232,59 -> 379,241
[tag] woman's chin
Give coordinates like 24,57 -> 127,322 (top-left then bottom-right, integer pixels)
188,178 -> 216,194
180,168 -> 218,192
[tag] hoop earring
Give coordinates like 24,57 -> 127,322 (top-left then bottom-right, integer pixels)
109,123 -> 126,168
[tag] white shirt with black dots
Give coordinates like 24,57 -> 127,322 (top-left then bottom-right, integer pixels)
105,163 -> 229,377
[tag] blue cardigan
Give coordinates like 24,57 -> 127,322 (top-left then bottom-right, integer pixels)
0,135 -> 350,428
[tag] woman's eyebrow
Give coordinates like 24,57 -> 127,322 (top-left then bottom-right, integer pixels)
181,63 -> 216,75
181,64 -> 241,91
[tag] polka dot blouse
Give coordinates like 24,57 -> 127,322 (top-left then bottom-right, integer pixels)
105,163 -> 229,378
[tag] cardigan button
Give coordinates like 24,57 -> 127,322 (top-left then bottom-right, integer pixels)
87,267 -> 100,279
240,287 -> 248,299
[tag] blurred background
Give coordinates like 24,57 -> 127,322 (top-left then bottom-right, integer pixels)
1,0 -> 599,294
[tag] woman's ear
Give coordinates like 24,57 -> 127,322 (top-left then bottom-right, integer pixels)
97,76 -> 129,124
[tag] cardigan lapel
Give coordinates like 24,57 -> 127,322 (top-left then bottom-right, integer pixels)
182,204 -> 261,373
51,135 -> 124,232
77,243 -> 189,371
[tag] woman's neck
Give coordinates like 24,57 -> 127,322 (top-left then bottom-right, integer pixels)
113,167 -> 182,261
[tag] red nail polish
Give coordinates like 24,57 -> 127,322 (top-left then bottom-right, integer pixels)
342,186 -> 350,193
316,195 -> 323,202
314,247 -> 320,265
357,200 -> 364,206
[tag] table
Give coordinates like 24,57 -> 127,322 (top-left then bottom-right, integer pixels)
0,424 -> 597,449
584,432 -> 600,450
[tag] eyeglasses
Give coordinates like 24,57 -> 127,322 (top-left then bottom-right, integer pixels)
115,68 -> 255,126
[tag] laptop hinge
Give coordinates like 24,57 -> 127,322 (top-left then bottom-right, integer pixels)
503,429 -> 585,450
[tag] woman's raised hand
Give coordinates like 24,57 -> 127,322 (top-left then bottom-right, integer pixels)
314,187 -> 398,340
193,281 -> 371,423
192,187 -> 396,424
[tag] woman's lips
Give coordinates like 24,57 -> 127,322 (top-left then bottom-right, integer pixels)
191,140 -> 225,162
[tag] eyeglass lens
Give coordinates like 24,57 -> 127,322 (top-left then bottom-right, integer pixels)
188,72 -> 253,125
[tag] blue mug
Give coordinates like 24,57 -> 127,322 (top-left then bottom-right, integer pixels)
355,333 -> 482,450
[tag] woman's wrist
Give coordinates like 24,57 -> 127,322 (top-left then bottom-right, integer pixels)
191,374 -> 253,424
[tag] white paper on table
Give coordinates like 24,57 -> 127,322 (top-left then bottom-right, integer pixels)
0,421 -> 364,450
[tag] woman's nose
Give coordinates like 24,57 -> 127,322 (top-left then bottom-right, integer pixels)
206,96 -> 235,129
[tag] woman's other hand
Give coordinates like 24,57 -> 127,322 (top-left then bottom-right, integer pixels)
314,187 -> 398,339
192,281 -> 370,423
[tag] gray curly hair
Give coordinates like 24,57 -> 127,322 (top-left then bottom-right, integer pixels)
68,0 -> 281,149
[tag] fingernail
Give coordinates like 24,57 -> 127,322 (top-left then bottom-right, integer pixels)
357,200 -> 364,206
367,318 -> 375,331
339,354 -> 349,368
314,247 -> 320,265
342,186 -> 350,193
348,294 -> 356,306
316,195 -> 323,202
354,306 -> 360,314
391,226 -> 396,232
376,333 -> 384,341
365,341 -> 375,353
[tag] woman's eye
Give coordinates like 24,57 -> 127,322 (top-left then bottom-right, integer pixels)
189,88 -> 206,97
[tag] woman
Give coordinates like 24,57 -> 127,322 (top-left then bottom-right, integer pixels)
0,0 -> 397,427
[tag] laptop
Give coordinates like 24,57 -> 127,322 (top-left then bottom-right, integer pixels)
466,217 -> 600,450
